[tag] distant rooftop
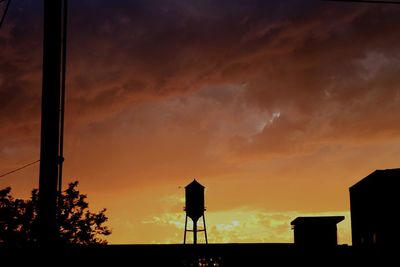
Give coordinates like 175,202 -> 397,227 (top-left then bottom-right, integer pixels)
291,216 -> 345,226
350,168 -> 400,190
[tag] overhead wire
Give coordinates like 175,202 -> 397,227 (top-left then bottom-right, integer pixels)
323,0 -> 400,4
0,160 -> 40,178
58,0 -> 68,199
0,0 -> 12,30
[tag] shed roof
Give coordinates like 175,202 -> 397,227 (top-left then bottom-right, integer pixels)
291,216 -> 344,226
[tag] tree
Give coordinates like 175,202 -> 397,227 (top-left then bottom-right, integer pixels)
0,181 -> 111,247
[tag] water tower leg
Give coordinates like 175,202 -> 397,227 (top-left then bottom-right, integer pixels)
202,215 -> 208,244
184,215 -> 188,244
193,220 -> 197,245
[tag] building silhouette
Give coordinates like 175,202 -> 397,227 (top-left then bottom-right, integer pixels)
291,216 -> 344,246
350,168 -> 400,247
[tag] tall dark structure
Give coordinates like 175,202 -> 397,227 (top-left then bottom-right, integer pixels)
350,168 -> 400,247
184,179 -> 208,244
37,0 -> 68,245
291,216 -> 344,246
37,0 -> 62,245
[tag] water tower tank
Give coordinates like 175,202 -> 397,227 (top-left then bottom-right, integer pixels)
185,179 -> 205,222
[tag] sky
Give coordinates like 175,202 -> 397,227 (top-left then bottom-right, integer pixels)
1,0 -> 400,245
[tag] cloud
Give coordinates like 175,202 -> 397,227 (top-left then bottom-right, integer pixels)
2,1 -> 400,178
61,0 -> 400,161
3,1 -> 400,143
3,0 -> 400,188
228,5 -> 400,158
0,1 -> 42,167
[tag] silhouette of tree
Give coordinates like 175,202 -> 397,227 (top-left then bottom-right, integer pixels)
0,181 -> 111,247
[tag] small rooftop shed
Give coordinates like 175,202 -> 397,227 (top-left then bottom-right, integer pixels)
291,216 -> 344,246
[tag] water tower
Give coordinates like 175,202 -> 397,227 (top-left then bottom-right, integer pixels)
184,179 -> 208,244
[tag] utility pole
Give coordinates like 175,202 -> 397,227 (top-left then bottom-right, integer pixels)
37,0 -> 63,246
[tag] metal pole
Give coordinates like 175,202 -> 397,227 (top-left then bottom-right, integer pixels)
38,0 -> 62,246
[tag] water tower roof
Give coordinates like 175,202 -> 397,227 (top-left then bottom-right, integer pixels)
185,179 -> 205,189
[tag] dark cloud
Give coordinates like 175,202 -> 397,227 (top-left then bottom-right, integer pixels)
2,0 -> 400,163
229,3 -> 400,157
0,0 -> 42,146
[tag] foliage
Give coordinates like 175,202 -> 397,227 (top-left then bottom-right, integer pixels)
0,181 -> 111,247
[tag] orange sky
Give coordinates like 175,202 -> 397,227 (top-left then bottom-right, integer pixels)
1,0 -> 400,245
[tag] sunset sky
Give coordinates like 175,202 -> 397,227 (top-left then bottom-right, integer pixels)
1,0 -> 400,245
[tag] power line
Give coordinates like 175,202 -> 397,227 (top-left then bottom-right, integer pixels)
0,0 -> 11,30
323,0 -> 400,4
58,0 -> 69,197
0,160 -> 40,178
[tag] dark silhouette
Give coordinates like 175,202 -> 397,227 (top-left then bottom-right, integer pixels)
184,179 -> 208,244
291,216 -> 344,247
1,175 -> 398,265
38,0 -> 68,246
0,181 -> 110,247
350,168 -> 400,248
